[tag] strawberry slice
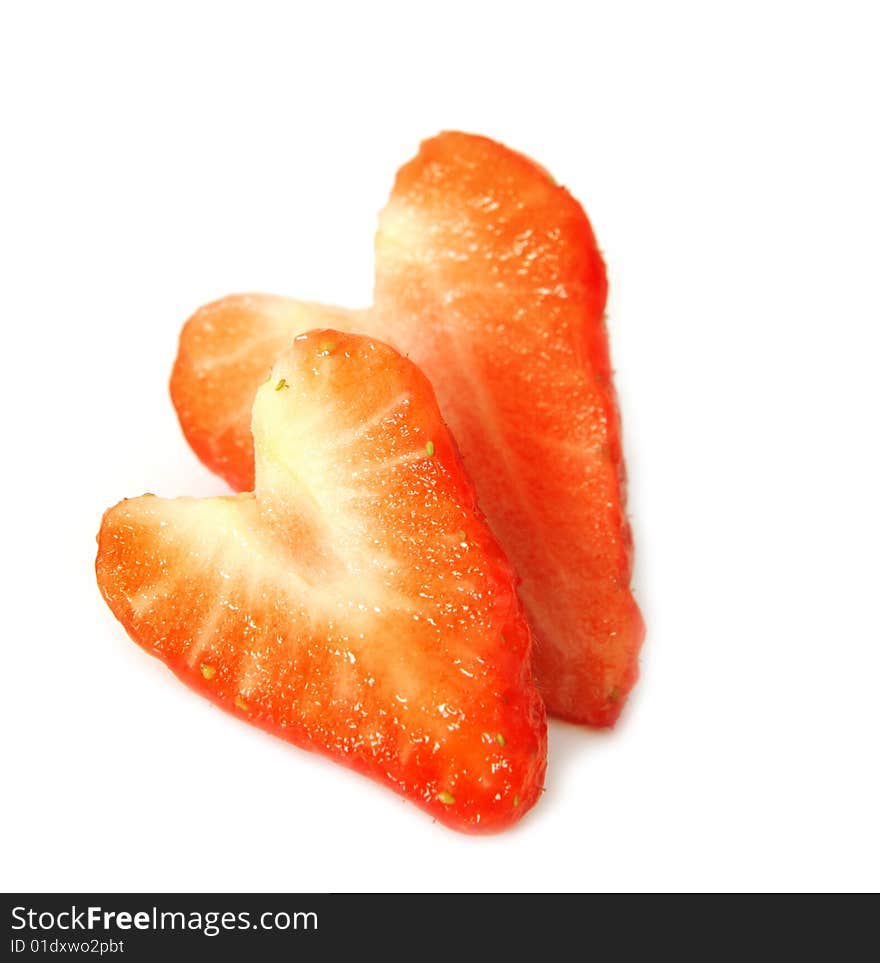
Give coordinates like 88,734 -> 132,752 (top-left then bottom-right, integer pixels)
98,330 -> 546,833
170,132 -> 644,725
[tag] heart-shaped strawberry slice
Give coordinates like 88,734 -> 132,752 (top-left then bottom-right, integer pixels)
98,330 -> 547,832
170,132 -> 644,725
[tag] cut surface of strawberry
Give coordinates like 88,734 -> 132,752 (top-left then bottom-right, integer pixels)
99,330 -> 546,833
170,132 -> 644,725
170,296 -> 366,492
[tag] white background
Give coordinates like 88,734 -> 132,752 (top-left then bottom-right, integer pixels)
2,1 -> 878,893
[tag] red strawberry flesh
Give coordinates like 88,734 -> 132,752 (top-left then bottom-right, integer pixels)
169,132 -> 644,725
99,330 -> 547,833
